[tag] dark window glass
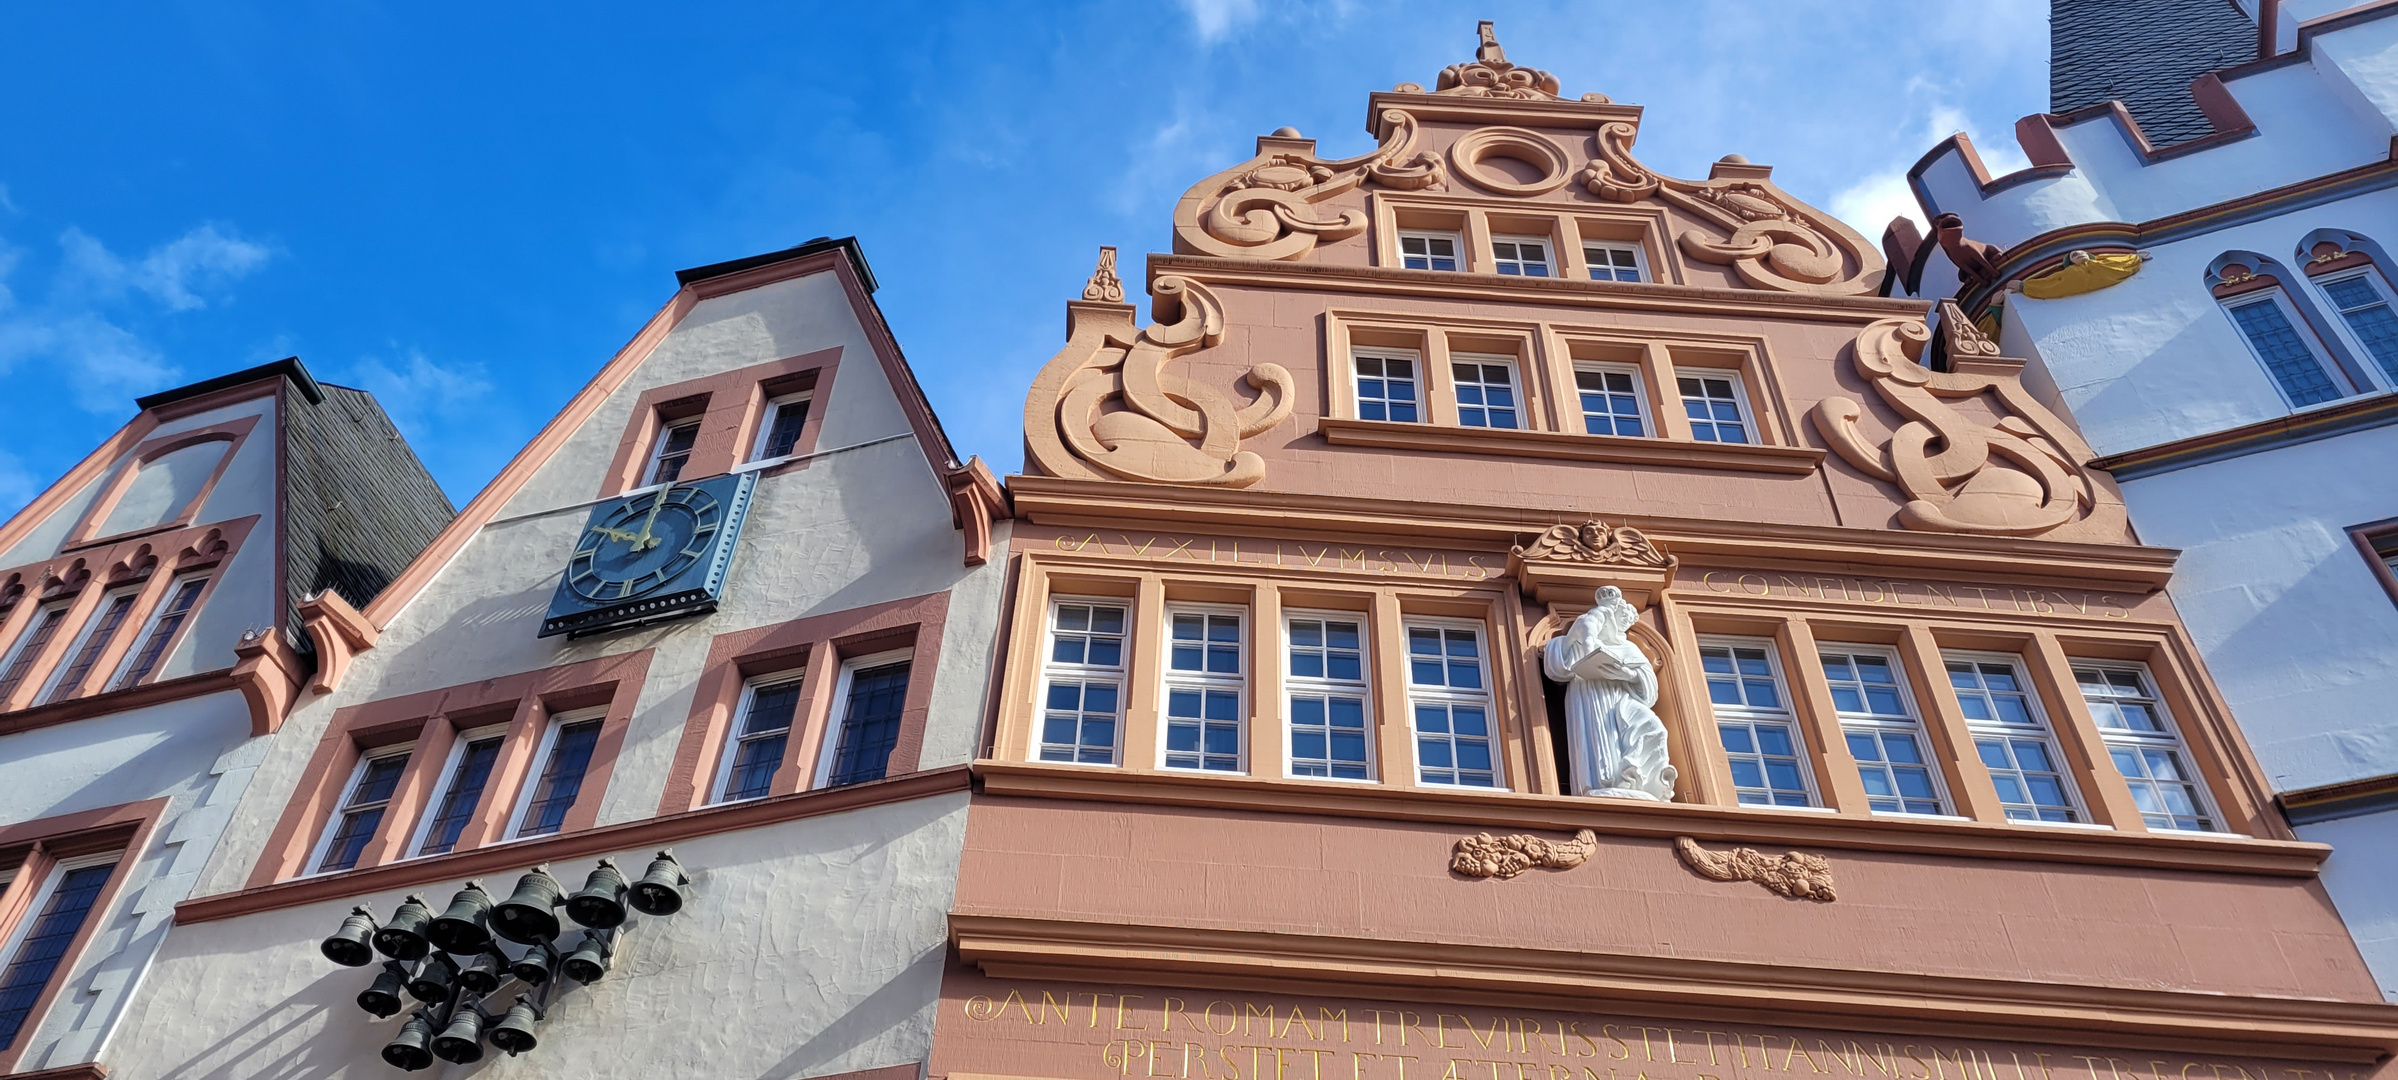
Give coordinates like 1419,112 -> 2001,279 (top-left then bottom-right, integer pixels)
723,680 -> 802,801
317,753 -> 410,873
416,737 -> 503,856
2229,298 -> 2343,405
759,399 -> 811,460
0,609 -> 67,703
0,863 -> 115,1049
114,578 -> 205,689
826,662 -> 911,787
518,721 -> 602,837
47,594 -> 136,703
649,421 -> 701,484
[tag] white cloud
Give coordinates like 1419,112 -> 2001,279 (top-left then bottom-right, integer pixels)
60,224 -> 271,312
0,311 -> 178,412
346,348 -> 493,440
0,448 -> 37,519
0,184 -> 16,215
1178,0 -> 1259,43
1830,104 -> 2033,242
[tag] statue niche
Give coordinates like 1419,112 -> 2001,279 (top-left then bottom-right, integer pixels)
1541,586 -> 1677,802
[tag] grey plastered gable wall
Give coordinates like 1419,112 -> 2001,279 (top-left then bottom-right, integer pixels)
2051,0 -> 2258,145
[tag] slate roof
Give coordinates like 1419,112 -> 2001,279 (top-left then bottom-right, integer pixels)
2051,0 -> 2256,146
281,377 -> 455,650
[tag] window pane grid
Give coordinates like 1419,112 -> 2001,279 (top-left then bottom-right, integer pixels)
2075,664 -> 2214,831
1700,643 -> 1814,807
1041,602 -> 1127,765
1584,244 -> 1642,282
0,608 -> 67,703
1287,616 -> 1369,779
826,662 -> 910,787
1948,659 -> 2081,822
1407,624 -> 1495,787
0,863 -> 114,1049
114,578 -> 205,689
318,752 -> 410,873
518,720 -> 602,837
416,737 -> 502,856
1575,367 -> 1645,437
1491,238 -> 1552,277
2321,275 -> 2398,386
1451,362 -> 1519,429
722,679 -> 802,801
1399,233 -> 1460,271
2229,298 -> 2342,406
1678,375 -> 1750,443
47,594 -> 135,703
1355,355 -> 1419,423
1164,610 -> 1243,772
648,421 -> 700,484
758,398 -> 812,460
1822,650 -> 1946,815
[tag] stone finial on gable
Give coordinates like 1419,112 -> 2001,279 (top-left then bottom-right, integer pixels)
1435,21 -> 1561,100
1083,246 -> 1124,304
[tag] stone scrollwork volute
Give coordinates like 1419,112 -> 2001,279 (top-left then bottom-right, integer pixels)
1813,302 -> 2126,540
1025,262 -> 1296,488
1173,110 -> 1446,262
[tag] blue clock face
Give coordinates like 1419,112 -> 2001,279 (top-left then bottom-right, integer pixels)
567,485 -> 724,602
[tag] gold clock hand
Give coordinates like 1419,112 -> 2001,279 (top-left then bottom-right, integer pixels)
590,526 -> 640,544
635,483 -> 672,551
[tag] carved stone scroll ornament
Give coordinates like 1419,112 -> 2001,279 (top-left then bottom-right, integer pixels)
1083,245 -> 1124,303
1024,274 -> 1296,488
1451,829 -> 1598,879
1512,520 -> 1673,569
1674,837 -> 1836,902
1172,110 -> 1446,262
1578,125 -> 1883,296
1812,302 -> 2126,539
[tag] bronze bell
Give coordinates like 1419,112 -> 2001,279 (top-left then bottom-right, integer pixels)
487,994 -> 545,1056
627,850 -> 688,916
321,905 -> 377,967
508,940 -> 559,986
563,857 -> 628,929
431,999 -> 490,1065
456,948 -> 507,995
358,960 -> 411,1018
372,894 -> 434,960
561,927 -> 615,984
405,951 -> 458,1003
382,1010 -> 438,1071
492,865 -> 564,944
426,881 -> 495,953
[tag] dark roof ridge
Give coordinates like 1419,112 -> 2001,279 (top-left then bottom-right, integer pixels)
136,356 -> 325,410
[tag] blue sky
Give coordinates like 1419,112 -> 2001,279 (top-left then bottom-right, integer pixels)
0,1 -> 2046,516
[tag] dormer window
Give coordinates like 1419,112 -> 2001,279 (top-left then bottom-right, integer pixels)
645,419 -> 701,485
1490,236 -> 1553,277
1398,232 -> 1462,272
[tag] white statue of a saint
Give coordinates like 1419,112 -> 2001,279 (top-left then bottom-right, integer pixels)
1541,586 -> 1678,801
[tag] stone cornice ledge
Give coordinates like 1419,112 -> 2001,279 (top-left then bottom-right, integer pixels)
1004,476 -> 2181,592
176,765 -> 971,924
947,913 -> 2398,1062
972,761 -> 2325,877
1317,418 -> 1826,474
2088,391 -> 2398,482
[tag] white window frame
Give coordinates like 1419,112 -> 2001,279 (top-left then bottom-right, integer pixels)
39,588 -> 139,703
2222,288 -> 2359,409
1818,645 -> 1953,817
1489,234 -> 1556,278
1402,617 -> 1503,789
503,707 -> 610,840
1571,361 -> 1649,438
0,851 -> 123,1016
1582,242 -> 1647,283
643,417 -> 704,486
308,746 -> 414,876
1676,369 -> 1757,444
711,670 -> 806,803
1352,349 -> 1424,424
1283,610 -> 1375,782
744,391 -> 816,465
109,575 -> 207,690
405,723 -> 511,858
812,648 -> 915,788
1448,354 -> 1523,430
0,603 -> 70,701
1035,597 -> 1131,766
1157,603 -> 1247,773
1695,636 -> 1821,809
2071,660 -> 2226,833
1943,650 -> 2091,826
1396,230 -> 1465,272
2310,268 -> 2398,392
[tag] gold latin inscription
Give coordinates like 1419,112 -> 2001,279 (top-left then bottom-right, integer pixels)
1052,532 -> 1497,581
1696,572 -> 2131,619
956,986 -> 2350,1080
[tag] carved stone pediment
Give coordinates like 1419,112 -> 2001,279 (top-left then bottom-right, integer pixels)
1508,520 -> 1676,607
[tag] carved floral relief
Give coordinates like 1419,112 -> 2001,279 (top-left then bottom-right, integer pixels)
1451,828 -> 1598,879
1025,265 -> 1296,488
1674,837 -> 1837,901
1813,302 -> 2125,540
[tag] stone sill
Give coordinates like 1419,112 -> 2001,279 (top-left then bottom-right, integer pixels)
972,760 -> 2328,878
1317,417 -> 1827,474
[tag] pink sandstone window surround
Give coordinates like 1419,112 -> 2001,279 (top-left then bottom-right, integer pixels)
596,347 -> 841,500
0,516 -> 254,716
58,415 -> 259,551
0,799 -> 165,1073
246,650 -> 652,887
658,591 -> 950,814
